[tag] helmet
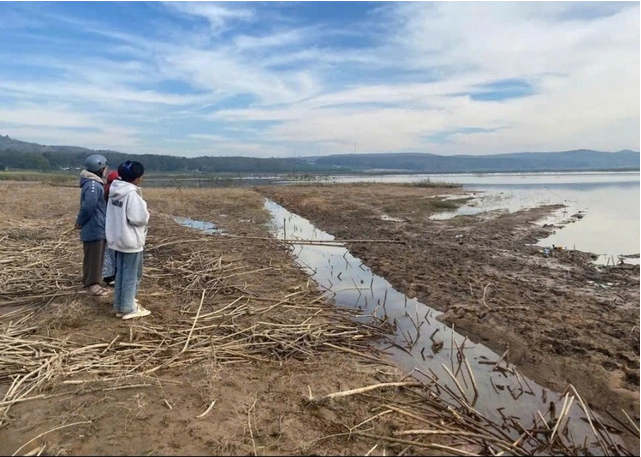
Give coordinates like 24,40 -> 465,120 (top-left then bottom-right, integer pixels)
85,154 -> 108,173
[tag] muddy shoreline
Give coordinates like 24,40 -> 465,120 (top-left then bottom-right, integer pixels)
260,183 -> 641,436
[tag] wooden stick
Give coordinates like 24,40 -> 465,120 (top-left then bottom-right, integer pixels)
351,410 -> 393,432
550,393 -> 574,444
12,421 -> 91,456
442,363 -> 470,404
395,430 -> 521,453
309,382 -> 421,404
492,349 -> 509,371
364,444 -> 378,456
482,283 -> 492,309
22,445 -> 45,456
463,355 -> 479,402
196,400 -> 216,418
568,384 -> 609,456
605,410 -> 639,437
621,409 -> 640,437
181,289 -> 206,354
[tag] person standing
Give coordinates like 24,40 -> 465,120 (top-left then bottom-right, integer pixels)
106,161 -> 151,320
75,154 -> 109,297
102,170 -> 120,286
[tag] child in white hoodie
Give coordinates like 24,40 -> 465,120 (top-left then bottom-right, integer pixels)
106,161 -> 151,320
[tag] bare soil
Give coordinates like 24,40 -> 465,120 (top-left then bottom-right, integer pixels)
0,183 -> 455,456
261,183 -> 641,432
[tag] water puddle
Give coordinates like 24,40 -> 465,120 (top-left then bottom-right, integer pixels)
263,199 -> 627,453
174,217 -> 225,234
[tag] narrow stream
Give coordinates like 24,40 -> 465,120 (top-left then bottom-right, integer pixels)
175,201 -> 628,453
262,199 -> 626,453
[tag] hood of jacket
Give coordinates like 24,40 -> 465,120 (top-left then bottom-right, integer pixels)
106,171 -> 119,184
109,179 -> 140,200
79,169 -> 104,187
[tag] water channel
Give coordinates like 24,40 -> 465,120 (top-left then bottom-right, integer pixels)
177,198 -> 630,454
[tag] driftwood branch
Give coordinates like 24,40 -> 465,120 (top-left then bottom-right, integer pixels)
308,382 -> 421,405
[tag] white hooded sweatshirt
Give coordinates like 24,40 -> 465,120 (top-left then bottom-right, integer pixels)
106,179 -> 150,253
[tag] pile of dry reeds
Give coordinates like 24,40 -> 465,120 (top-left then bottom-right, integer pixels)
0,217 -> 392,423
0,222 -> 80,310
302,376 -> 637,456
0,216 -> 636,456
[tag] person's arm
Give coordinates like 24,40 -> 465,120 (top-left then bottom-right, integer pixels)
126,193 -> 150,227
76,182 -> 100,227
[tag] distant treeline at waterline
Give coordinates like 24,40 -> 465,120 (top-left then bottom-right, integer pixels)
1,134 -> 639,174
0,149 -> 332,174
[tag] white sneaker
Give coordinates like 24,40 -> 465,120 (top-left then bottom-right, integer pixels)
115,299 -> 141,318
121,307 -> 151,320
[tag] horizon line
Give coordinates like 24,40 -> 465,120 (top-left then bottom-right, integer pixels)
1,134 -> 639,160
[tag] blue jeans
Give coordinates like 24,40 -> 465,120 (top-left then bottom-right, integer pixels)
102,247 -> 116,279
113,251 -> 143,315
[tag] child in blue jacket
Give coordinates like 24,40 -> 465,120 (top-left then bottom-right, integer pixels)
75,154 -> 109,297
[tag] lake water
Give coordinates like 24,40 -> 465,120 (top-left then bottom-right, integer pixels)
287,172 -> 640,264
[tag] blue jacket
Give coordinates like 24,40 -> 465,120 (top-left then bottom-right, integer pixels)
76,170 -> 106,242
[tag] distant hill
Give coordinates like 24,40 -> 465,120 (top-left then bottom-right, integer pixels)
0,135 -> 331,174
0,134 -> 638,174
308,150 -> 640,173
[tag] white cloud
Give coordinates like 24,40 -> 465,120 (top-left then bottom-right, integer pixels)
165,2 -> 254,32
0,105 -> 98,129
0,2 -> 638,157
3,126 -> 140,150
0,80 -> 201,106
206,2 -> 640,155
187,133 -> 232,142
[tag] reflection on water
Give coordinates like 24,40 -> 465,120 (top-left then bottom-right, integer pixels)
291,172 -> 641,265
431,180 -> 639,265
264,199 -> 623,452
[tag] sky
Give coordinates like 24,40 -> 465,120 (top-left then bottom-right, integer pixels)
0,1 -> 639,158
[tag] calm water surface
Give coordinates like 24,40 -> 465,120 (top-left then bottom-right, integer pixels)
295,172 -> 640,264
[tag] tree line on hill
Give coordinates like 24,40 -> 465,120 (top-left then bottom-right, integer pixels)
0,135 -> 332,174
0,135 -> 638,174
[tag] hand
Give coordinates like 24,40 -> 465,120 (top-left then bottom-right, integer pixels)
74,223 -> 82,230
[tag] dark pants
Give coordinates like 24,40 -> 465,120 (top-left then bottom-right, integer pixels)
82,240 -> 105,288
113,251 -> 144,315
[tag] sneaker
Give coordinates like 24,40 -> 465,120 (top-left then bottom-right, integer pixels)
121,307 -> 151,320
115,300 -> 141,318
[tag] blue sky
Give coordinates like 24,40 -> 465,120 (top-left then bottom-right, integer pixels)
0,1 -> 638,157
